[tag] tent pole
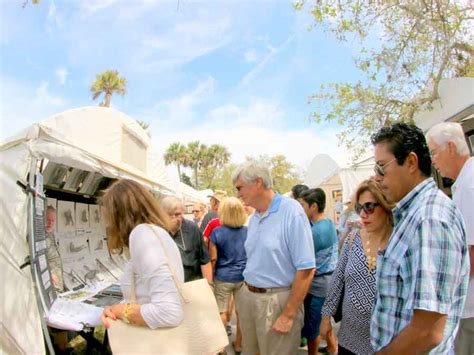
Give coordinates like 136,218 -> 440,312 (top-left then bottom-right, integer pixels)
26,157 -> 55,355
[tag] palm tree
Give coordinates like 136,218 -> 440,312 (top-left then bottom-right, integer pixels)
200,144 -> 231,188
164,143 -> 188,179
187,141 -> 207,188
90,70 -> 127,107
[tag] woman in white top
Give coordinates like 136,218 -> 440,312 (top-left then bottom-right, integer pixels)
100,179 -> 184,329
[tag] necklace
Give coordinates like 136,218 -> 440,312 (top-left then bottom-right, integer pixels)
174,229 -> 186,252
365,234 -> 381,270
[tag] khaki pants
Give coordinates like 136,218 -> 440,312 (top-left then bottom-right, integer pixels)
454,317 -> 474,355
236,284 -> 304,355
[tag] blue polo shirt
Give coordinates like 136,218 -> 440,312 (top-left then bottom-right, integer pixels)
243,194 -> 316,288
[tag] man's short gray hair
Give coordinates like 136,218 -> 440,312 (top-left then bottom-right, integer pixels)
232,160 -> 273,189
426,122 -> 470,156
161,195 -> 184,213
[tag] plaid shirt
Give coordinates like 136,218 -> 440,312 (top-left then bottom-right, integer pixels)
371,178 -> 469,354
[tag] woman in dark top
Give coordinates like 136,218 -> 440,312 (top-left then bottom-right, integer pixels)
209,197 -> 248,354
320,179 -> 393,354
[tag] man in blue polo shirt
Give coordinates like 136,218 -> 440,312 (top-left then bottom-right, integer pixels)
232,160 -> 315,355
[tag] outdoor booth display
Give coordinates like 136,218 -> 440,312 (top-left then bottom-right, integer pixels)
0,106 -> 180,354
304,153 -> 374,225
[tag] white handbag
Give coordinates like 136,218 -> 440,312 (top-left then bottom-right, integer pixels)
107,225 -> 228,354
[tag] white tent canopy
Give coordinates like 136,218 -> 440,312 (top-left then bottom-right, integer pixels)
178,182 -> 213,205
304,153 -> 374,202
0,106 -> 182,354
414,78 -> 474,131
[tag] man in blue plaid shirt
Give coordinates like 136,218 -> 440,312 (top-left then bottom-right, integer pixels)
370,123 -> 469,354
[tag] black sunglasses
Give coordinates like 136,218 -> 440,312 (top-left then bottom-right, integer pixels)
355,202 -> 380,215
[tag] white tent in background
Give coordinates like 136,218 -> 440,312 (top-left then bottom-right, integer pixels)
339,156 -> 375,202
304,154 -> 340,189
0,106 -> 180,354
414,78 -> 474,131
179,182 -> 213,205
304,154 -> 374,203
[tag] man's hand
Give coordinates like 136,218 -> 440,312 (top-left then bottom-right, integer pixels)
272,314 -> 294,334
51,272 -> 60,288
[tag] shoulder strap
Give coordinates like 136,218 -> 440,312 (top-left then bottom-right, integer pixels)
146,224 -> 189,303
129,225 -> 189,304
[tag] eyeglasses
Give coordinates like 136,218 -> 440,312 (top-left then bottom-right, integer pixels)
355,202 -> 380,215
192,210 -> 201,213
374,158 -> 397,177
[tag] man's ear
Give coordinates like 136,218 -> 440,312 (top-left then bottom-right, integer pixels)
311,203 -> 319,214
447,141 -> 457,156
406,152 -> 420,174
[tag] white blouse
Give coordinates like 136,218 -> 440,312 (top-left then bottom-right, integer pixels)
120,224 -> 184,329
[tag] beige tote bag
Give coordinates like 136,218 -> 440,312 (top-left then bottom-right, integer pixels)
107,226 -> 228,354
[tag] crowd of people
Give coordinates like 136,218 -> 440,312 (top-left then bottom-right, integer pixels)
45,121 -> 472,355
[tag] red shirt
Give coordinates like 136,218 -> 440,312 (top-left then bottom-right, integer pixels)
203,218 -> 221,238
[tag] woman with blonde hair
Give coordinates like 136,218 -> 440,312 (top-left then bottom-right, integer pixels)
320,179 -> 394,354
209,197 -> 248,355
100,179 -> 184,329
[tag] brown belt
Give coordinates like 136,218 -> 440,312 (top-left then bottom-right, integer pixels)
245,282 -> 291,294
245,282 -> 267,293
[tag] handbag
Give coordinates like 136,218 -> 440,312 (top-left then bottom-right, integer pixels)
107,225 -> 229,354
333,231 -> 357,323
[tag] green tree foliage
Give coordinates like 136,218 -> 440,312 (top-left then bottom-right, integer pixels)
199,144 -> 231,189
90,70 -> 127,107
295,0 -> 474,159
246,154 -> 302,194
186,141 -> 207,188
164,141 -> 231,189
212,163 -> 239,197
164,142 -> 188,179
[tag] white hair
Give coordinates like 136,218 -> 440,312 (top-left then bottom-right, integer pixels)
426,122 -> 470,156
160,195 -> 184,213
232,160 -> 273,189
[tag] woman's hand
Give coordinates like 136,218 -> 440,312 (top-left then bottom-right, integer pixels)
319,316 -> 333,341
101,305 -> 118,329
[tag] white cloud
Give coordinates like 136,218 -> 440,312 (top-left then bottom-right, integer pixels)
139,15 -> 232,70
207,100 -> 284,127
151,77 -> 215,125
79,0 -> 119,13
34,82 -> 66,106
47,1 -> 63,30
239,33 -> 296,87
55,68 -> 68,85
244,49 -> 258,63
0,79 -> 67,141
148,98 -> 351,172
151,123 -> 351,174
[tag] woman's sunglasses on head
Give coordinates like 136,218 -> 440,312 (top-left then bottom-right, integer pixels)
355,202 -> 380,215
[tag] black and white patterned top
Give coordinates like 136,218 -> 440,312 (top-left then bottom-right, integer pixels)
321,232 -> 376,354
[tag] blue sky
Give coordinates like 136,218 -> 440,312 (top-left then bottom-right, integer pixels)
0,0 -> 363,170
